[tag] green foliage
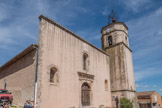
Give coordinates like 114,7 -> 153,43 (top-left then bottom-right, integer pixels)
120,97 -> 133,108
10,105 -> 17,108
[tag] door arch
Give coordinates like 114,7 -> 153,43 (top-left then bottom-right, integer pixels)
81,82 -> 90,106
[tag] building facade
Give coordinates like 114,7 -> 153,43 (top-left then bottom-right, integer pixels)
137,91 -> 162,108
36,15 -> 112,108
0,45 -> 37,105
0,15 -> 139,108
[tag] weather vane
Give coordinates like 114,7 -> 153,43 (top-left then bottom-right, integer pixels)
108,9 -> 119,24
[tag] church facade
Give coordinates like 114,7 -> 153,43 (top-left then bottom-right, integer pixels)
0,14 -> 138,108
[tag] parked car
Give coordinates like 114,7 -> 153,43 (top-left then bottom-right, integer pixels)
0,89 -> 13,105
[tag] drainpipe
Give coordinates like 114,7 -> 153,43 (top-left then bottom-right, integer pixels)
4,78 -> 6,89
33,45 -> 39,108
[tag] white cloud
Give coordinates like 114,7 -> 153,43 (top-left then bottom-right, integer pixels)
35,0 -> 49,13
43,0 -> 89,25
101,7 -> 110,16
143,85 -> 149,88
0,0 -> 50,50
160,89 -> 162,91
136,83 -> 149,88
0,0 -> 93,66
76,28 -> 101,41
145,89 -> 150,91
126,7 -> 162,82
136,84 -> 140,87
121,0 -> 152,12
0,27 -> 14,44
153,85 -> 157,88
158,31 -> 162,35
135,67 -> 162,81
0,4 -> 8,22
127,6 -> 162,60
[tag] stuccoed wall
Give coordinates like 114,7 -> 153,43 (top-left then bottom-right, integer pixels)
106,43 -> 136,91
37,17 -> 112,108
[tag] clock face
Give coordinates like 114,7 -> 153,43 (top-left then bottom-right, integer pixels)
105,28 -> 110,33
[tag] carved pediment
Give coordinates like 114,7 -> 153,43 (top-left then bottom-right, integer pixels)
78,72 -> 94,80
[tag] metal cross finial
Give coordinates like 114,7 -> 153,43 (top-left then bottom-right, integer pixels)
108,9 -> 119,24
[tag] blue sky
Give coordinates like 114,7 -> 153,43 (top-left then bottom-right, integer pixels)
0,0 -> 162,95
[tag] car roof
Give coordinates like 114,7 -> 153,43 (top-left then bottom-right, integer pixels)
0,89 -> 7,90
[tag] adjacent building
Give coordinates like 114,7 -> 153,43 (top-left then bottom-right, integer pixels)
0,45 -> 37,105
137,91 -> 162,108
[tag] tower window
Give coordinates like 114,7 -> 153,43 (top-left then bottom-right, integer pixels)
50,67 -> 58,83
125,36 -> 127,40
108,36 -> 112,46
83,53 -> 88,70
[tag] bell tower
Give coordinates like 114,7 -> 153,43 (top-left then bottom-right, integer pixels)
101,10 -> 139,108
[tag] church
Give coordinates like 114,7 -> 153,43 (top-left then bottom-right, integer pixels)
0,12 -> 139,108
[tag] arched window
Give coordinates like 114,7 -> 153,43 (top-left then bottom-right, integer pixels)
82,83 -> 90,106
125,36 -> 127,40
50,67 -> 58,83
105,80 -> 108,91
108,36 -> 112,46
83,53 -> 88,70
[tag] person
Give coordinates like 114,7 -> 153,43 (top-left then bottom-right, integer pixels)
3,103 -> 10,108
24,100 -> 33,108
115,96 -> 119,108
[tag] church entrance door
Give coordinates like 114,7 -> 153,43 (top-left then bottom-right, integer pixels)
81,83 -> 90,106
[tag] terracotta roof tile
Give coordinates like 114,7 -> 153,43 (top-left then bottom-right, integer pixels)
137,91 -> 155,96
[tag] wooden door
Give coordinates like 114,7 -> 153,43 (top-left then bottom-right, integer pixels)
82,83 -> 90,106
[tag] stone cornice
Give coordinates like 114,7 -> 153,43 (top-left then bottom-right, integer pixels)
101,22 -> 128,34
78,72 -> 94,80
103,42 -> 132,52
39,15 -> 109,57
111,89 -> 136,92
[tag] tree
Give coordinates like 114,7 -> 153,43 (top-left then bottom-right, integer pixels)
120,97 -> 133,108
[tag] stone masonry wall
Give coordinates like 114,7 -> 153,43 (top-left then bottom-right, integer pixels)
0,50 -> 36,105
